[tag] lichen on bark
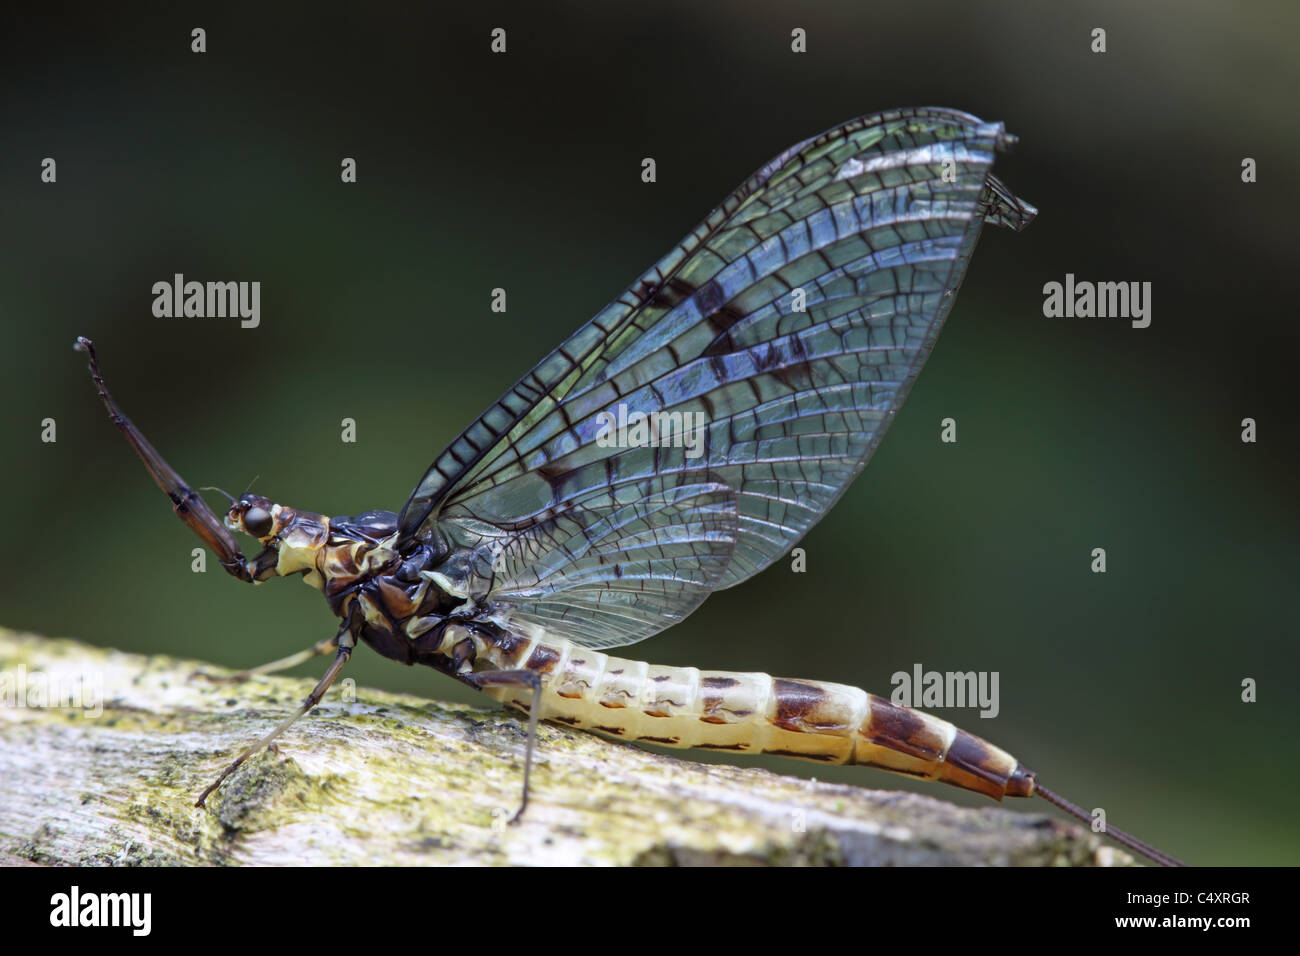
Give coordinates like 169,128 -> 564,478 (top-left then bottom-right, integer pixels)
0,628 -> 1130,866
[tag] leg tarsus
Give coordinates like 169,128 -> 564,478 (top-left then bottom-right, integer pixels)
461,668 -> 543,823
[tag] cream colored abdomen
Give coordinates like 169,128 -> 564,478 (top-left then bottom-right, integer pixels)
463,624 -> 1030,801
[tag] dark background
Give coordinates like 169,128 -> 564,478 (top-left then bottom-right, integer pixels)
1,2 -> 1295,865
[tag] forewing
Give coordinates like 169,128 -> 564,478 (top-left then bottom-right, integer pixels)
400,107 -> 1035,648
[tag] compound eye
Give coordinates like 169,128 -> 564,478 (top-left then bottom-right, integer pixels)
243,506 -> 273,538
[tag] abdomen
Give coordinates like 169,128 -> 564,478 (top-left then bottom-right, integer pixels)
469,625 -> 1035,802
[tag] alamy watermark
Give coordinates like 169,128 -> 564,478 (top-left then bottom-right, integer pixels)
890,663 -> 999,718
0,665 -> 103,718
50,886 -> 150,935
595,404 -> 706,458
152,273 -> 260,328
1042,273 -> 1151,328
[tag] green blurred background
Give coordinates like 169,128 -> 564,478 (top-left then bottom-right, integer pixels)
1,2 -> 1295,864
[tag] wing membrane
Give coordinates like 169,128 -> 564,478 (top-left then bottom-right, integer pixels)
400,107 -> 1035,647
480,473 -> 738,648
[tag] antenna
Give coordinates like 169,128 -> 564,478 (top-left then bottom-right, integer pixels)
201,486 -> 235,505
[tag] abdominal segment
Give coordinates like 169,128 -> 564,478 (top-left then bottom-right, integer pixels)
472,628 -> 1035,802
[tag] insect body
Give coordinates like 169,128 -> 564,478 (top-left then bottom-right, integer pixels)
76,107 -> 1182,866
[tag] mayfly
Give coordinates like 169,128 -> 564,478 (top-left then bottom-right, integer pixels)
76,107 -> 1182,866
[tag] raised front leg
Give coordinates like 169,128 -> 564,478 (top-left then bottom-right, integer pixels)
74,336 -> 253,583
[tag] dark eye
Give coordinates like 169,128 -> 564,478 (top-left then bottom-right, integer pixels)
243,507 -> 273,538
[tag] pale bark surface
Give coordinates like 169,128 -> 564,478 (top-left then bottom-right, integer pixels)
0,628 -> 1131,866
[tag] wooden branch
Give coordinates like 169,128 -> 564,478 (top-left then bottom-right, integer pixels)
0,628 -> 1131,866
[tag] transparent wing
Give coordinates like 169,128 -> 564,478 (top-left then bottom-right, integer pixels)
400,107 -> 1035,648
452,472 -> 738,648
